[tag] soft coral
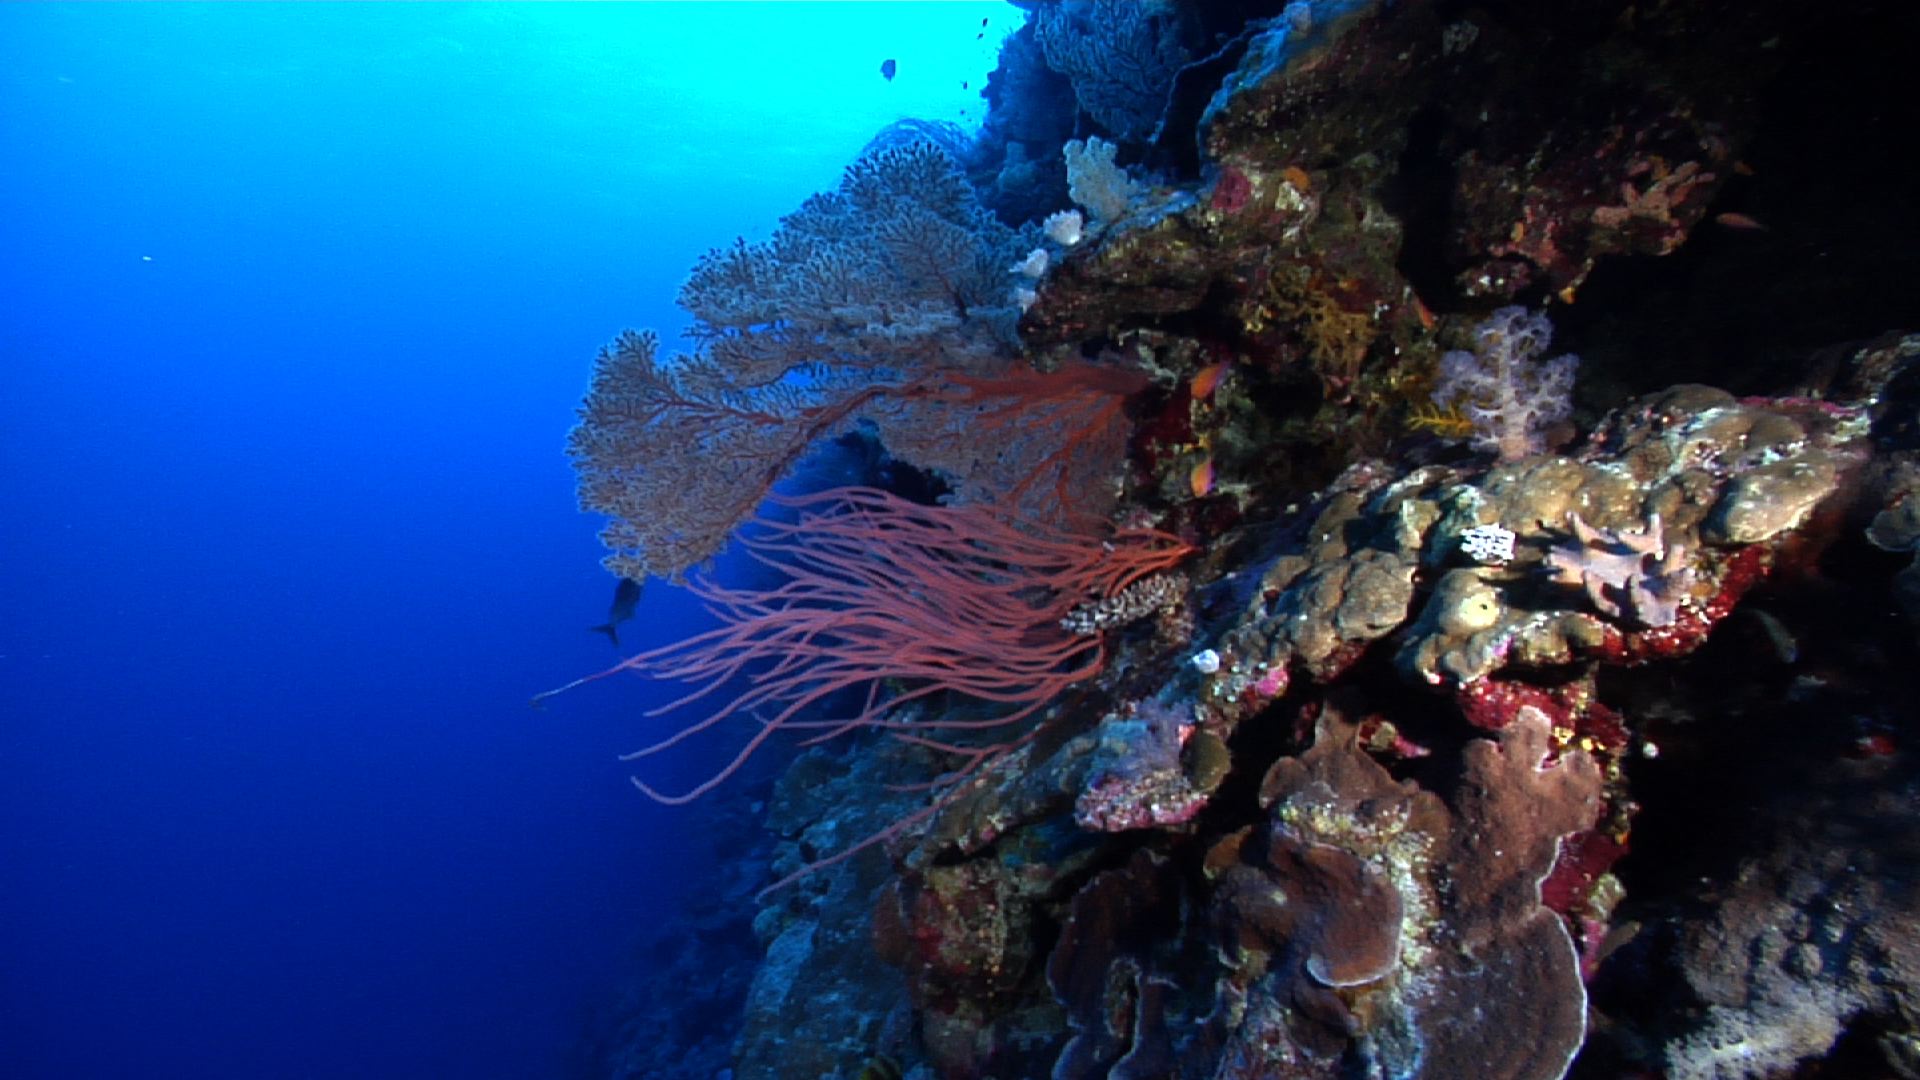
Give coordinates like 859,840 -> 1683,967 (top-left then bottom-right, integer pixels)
1432,306 -> 1579,461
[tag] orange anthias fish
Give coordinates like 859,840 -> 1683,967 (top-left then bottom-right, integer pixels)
1190,456 -> 1216,497
1412,293 -> 1437,331
1190,361 -> 1228,400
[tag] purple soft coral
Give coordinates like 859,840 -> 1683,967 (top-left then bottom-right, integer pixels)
1433,306 -> 1579,461
1544,512 -> 1697,627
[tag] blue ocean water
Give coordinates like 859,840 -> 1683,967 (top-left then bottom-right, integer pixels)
0,5 -> 1009,1077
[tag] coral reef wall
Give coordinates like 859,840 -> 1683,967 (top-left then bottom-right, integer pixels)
574,1 -> 1920,1077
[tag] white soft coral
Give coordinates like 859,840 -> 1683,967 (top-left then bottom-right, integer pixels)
1432,306 -> 1579,461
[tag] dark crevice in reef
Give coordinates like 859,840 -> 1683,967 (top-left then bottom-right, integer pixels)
1556,0 -> 1920,399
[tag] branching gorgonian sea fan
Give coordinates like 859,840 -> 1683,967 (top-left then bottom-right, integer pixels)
570,140 -> 1143,583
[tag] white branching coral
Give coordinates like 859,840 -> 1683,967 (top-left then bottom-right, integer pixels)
1460,523 -> 1517,565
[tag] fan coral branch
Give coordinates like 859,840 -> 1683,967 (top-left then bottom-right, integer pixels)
1033,0 -> 1192,142
569,329 -> 898,581
571,140 -> 1147,582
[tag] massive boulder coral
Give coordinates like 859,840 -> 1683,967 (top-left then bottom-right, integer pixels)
1016,0 -> 1823,469
1400,385 -> 1865,685
1180,382 -> 1864,748
1857,334 -> 1920,621
1074,699 -> 1212,833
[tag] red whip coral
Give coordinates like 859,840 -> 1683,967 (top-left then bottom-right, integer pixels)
537,486 -> 1193,804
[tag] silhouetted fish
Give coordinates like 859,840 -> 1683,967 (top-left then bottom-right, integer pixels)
591,577 -> 642,646
879,58 -> 896,82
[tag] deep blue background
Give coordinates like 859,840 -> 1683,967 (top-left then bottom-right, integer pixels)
0,5 -> 1009,1077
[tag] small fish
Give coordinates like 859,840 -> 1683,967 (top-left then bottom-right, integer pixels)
1713,211 -> 1769,231
1412,293 -> 1437,332
1190,361 -> 1228,401
1189,456 -> 1216,498
856,1055 -> 903,1080
1852,732 -> 1898,759
1739,606 -> 1798,664
591,577 -> 643,647
879,58 -> 897,82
